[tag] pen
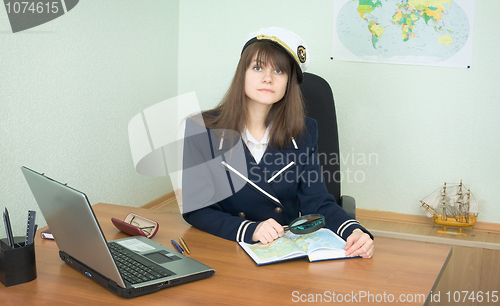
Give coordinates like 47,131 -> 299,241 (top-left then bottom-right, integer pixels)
179,237 -> 190,254
4,208 -> 15,248
171,239 -> 184,254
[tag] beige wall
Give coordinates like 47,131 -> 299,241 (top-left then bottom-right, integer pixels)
0,1 -> 179,235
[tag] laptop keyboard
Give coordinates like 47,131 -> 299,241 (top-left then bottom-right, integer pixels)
108,242 -> 174,285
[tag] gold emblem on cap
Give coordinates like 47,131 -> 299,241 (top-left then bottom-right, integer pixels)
297,46 -> 306,63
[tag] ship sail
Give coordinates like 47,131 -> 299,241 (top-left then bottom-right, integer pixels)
420,186 -> 442,217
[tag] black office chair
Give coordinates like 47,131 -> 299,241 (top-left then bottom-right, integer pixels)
300,72 -> 356,219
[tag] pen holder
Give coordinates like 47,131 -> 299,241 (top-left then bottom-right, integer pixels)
0,237 -> 37,287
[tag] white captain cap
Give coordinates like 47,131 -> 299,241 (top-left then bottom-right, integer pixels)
241,27 -> 309,83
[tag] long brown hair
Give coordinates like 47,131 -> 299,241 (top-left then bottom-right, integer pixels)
202,41 -> 305,148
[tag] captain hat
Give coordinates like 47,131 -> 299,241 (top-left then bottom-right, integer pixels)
241,27 -> 310,83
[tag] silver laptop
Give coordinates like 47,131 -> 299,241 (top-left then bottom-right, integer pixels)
21,166 -> 214,298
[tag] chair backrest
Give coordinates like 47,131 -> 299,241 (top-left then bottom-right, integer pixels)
300,72 -> 341,204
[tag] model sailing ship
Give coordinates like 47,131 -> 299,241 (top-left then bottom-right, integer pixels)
420,180 -> 478,236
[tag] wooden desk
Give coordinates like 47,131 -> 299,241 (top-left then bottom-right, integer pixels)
0,203 -> 451,305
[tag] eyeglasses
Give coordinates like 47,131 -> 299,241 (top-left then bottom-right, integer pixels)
129,216 -> 155,236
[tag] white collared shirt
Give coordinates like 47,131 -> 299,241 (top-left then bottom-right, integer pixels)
241,126 -> 270,164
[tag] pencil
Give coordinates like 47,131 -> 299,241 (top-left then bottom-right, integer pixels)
179,237 -> 190,254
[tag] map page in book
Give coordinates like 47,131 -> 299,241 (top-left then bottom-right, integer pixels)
238,228 -> 355,265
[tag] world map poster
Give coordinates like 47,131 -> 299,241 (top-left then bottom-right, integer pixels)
332,0 -> 475,68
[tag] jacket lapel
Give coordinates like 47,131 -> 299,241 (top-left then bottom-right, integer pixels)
242,145 -> 284,206
214,130 -> 300,207
263,145 -> 298,185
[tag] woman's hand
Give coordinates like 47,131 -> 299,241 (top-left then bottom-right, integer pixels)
344,229 -> 374,258
252,218 -> 284,244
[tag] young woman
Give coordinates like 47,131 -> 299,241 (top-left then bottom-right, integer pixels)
182,27 -> 374,258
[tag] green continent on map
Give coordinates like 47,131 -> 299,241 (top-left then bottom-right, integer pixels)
392,10 -> 420,42
250,237 -> 300,260
355,0 -> 385,48
357,0 -> 383,11
368,21 -> 385,48
249,232 -> 326,261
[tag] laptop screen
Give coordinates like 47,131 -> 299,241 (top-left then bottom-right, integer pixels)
21,166 -> 126,288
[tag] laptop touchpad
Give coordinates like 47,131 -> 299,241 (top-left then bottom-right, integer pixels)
144,251 -> 181,264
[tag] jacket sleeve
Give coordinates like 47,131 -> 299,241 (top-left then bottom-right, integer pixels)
183,204 -> 258,243
296,119 -> 373,241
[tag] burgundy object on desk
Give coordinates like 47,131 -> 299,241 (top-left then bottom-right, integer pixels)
111,212 -> 159,238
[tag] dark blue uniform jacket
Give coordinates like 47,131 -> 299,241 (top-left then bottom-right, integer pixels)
182,117 -> 372,244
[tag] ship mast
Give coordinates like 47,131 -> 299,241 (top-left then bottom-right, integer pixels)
464,188 -> 471,223
457,179 -> 463,222
441,182 -> 447,221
